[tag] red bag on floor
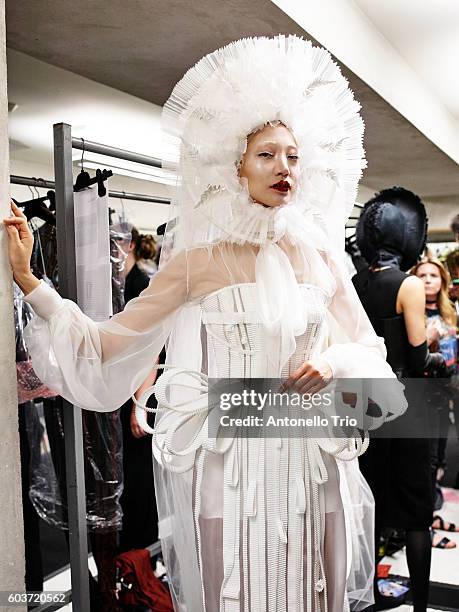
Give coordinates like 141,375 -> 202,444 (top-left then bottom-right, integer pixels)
115,549 -> 173,611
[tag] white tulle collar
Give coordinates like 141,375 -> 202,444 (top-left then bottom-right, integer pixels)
194,185 -> 330,251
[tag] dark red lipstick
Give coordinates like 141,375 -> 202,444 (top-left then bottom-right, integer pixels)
271,180 -> 291,192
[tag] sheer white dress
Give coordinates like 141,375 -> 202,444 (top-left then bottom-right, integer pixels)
24,240 -> 403,612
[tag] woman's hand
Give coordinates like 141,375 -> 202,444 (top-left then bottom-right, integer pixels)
282,357 -> 333,395
130,365 -> 158,438
130,404 -> 148,438
3,201 -> 39,293
426,321 -> 440,348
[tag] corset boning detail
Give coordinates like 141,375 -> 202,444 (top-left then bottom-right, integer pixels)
201,283 -> 328,377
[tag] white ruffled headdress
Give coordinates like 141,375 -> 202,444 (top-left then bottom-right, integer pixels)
162,34 -> 366,251
161,34 -> 367,374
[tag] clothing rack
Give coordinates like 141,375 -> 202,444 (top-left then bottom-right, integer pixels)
71,137 -> 162,168
11,175 -> 56,189
51,123 -> 169,611
10,174 -> 171,205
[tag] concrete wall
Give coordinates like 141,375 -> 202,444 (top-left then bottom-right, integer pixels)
0,0 -> 26,607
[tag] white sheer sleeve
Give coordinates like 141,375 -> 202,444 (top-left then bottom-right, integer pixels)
321,251 -> 394,379
319,251 -> 407,425
23,251 -> 188,412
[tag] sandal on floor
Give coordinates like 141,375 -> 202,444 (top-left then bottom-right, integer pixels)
432,515 -> 459,532
431,531 -> 457,549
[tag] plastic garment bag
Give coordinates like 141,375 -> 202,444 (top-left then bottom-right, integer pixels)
25,397 -> 123,532
109,217 -> 133,315
14,282 -> 57,404
25,187 -> 125,531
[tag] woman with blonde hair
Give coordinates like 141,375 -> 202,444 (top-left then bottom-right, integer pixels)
412,252 -> 457,327
412,253 -> 458,548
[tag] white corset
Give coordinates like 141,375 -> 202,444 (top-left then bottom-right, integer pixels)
200,283 -> 329,378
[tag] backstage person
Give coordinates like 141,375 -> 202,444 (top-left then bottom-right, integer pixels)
353,187 -> 445,611
119,228 -> 160,552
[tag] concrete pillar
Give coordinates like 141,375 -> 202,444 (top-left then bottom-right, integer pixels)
0,0 -> 27,608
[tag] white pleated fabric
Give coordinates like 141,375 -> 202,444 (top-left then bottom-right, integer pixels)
23,35 -> 408,612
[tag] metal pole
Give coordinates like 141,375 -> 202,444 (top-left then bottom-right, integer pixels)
72,137 -> 162,168
10,175 -> 56,189
53,123 -> 90,612
10,175 -> 171,205
108,189 -> 170,204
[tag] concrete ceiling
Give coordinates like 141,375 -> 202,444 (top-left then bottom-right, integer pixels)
6,0 -> 459,203
353,0 -> 459,121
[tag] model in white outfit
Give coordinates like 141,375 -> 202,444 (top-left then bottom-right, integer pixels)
6,36 -> 406,612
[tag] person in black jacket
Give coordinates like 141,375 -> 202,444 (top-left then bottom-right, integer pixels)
119,228 -> 160,551
123,228 -> 157,302
353,188 -> 445,612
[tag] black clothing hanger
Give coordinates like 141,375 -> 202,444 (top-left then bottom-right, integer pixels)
14,194 -> 56,226
74,138 -> 91,192
73,138 -> 113,196
74,168 -> 113,196
157,222 -> 166,235
74,168 -> 92,191
47,190 -> 56,211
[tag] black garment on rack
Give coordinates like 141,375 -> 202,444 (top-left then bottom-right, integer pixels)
353,267 -> 433,530
110,235 -> 125,315
35,216 -> 124,611
31,223 -> 59,288
30,216 -> 123,533
119,263 -> 159,551
124,262 -> 151,303
42,397 -> 116,612
19,402 -> 44,593
14,230 -> 56,596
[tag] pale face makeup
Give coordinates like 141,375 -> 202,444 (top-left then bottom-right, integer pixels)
238,124 -> 300,208
415,262 -> 442,303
